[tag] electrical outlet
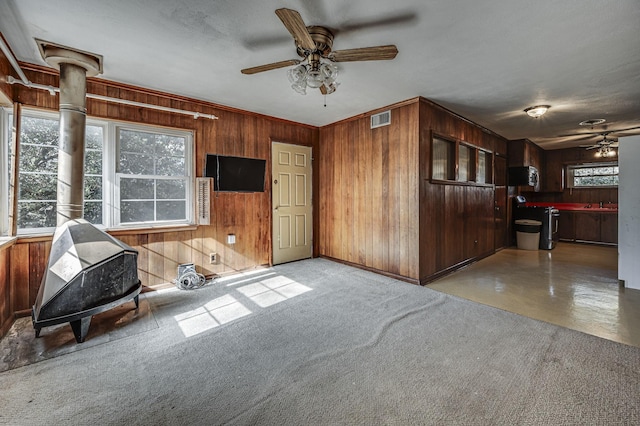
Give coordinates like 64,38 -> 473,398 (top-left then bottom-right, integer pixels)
209,252 -> 217,264
227,234 -> 236,244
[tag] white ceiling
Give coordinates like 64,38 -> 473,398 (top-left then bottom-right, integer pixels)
1,0 -> 639,149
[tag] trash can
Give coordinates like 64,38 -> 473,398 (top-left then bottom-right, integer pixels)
515,219 -> 541,250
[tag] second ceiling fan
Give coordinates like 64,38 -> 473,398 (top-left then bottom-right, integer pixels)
241,8 -> 398,95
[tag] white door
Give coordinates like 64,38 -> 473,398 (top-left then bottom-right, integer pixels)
272,142 -> 312,265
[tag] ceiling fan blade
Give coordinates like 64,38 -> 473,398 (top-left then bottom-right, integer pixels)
558,132 -> 601,137
337,13 -> 417,34
275,8 -> 316,51
584,145 -> 599,150
611,142 -> 619,147
330,45 -> 398,62
610,125 -> 640,134
241,59 -> 300,75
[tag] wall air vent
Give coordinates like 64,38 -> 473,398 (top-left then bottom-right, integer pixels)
196,177 -> 212,225
371,110 -> 391,129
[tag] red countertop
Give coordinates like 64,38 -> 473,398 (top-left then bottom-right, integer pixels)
526,202 -> 618,213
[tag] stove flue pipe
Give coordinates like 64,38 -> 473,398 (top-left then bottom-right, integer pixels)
37,41 -> 102,225
56,63 -> 88,225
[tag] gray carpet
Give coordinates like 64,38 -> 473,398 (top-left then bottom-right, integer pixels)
0,258 -> 639,425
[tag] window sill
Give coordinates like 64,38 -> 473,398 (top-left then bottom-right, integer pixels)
13,223 -> 199,241
107,223 -> 198,236
0,236 -> 18,250
429,179 -> 494,188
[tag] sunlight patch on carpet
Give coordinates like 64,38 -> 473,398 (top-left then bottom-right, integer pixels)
175,294 -> 252,337
174,273 -> 313,337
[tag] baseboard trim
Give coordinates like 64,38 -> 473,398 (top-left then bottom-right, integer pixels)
318,256 -> 420,285
419,250 -> 495,285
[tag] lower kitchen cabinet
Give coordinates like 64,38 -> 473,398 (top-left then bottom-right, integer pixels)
569,212 -> 618,244
558,211 -> 575,241
600,213 -> 618,244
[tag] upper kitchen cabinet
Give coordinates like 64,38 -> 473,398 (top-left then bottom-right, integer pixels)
508,139 -> 543,170
508,139 -> 543,191
542,149 -> 564,192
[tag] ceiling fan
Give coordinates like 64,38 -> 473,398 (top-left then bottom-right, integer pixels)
559,126 -> 640,155
240,8 -> 399,95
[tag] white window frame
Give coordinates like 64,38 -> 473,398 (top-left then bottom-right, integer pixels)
7,107 -> 194,235
566,162 -> 619,189
0,108 -> 10,236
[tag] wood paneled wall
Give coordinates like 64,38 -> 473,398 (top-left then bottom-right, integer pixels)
419,99 -> 503,282
319,101 -> 421,281
0,245 -> 12,337
5,64 -> 318,321
318,98 -> 508,284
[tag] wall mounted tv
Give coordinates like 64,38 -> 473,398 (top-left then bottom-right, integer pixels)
204,154 -> 267,192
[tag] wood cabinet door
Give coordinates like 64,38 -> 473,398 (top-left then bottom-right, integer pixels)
600,214 -> 618,244
558,211 -> 575,241
575,213 -> 600,242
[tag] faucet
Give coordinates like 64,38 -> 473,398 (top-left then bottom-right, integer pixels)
599,201 -> 604,208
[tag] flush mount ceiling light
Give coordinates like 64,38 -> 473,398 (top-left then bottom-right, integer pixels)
579,118 -> 606,126
524,105 -> 550,118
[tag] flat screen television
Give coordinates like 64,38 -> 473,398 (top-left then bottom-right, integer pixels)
204,154 -> 266,192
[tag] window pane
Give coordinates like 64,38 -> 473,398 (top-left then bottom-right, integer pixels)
85,149 -> 102,175
120,201 -> 155,223
120,178 -> 154,200
19,173 -> 57,200
157,201 -> 186,220
477,151 -> 487,184
84,175 -> 103,200
458,145 -> 470,181
432,138 -> 455,180
20,117 -> 59,147
119,152 -> 155,175
157,179 -> 186,199
19,144 -> 58,172
84,201 -> 103,224
18,201 -> 56,228
120,129 -> 155,153
155,135 -> 185,157
86,126 -> 103,150
156,156 -> 185,176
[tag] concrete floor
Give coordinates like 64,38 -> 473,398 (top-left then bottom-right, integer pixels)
428,242 -> 640,348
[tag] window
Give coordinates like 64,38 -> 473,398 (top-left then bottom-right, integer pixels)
15,113 -> 104,230
7,108 -> 193,234
431,135 -> 492,185
116,127 -> 190,224
567,163 -> 618,188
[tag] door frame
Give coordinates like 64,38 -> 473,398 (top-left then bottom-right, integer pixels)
270,141 -> 314,265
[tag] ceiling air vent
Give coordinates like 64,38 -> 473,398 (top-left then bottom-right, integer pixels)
371,110 -> 391,129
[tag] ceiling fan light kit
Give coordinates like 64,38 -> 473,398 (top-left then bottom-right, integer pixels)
595,145 -> 616,158
241,8 -> 398,96
524,105 -> 550,118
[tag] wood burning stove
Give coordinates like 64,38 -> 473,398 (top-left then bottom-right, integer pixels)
32,219 -> 142,343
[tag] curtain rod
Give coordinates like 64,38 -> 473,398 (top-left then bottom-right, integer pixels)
7,76 -> 218,120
